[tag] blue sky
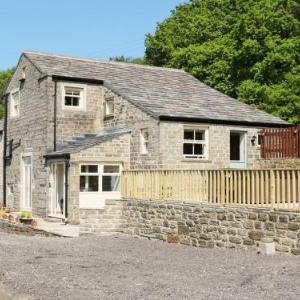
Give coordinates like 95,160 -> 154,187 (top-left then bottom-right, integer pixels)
0,0 -> 185,70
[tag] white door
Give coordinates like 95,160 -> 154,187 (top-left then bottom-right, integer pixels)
22,155 -> 32,210
50,163 -> 65,217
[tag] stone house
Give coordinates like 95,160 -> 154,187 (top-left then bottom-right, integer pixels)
1,51 -> 288,223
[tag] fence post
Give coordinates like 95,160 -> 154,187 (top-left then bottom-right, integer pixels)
270,170 -> 276,209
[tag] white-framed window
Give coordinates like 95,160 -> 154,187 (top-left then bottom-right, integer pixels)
140,128 -> 149,154
62,83 -> 86,110
10,90 -> 20,117
79,164 -> 121,193
80,165 -> 99,192
102,165 -> 120,192
104,97 -> 114,117
183,127 -> 209,159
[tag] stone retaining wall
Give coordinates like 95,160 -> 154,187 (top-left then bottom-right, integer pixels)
0,220 -> 60,237
122,200 -> 300,255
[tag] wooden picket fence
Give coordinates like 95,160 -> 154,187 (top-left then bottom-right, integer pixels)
260,125 -> 300,159
121,169 -> 300,211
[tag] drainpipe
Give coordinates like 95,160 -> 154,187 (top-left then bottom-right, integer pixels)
2,93 -> 8,207
64,158 -> 70,223
53,79 -> 57,152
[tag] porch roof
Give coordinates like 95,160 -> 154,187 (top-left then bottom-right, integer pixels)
45,127 -> 131,158
22,51 -> 289,127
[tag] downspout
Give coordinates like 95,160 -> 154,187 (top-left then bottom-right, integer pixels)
64,158 -> 70,223
2,94 -> 8,207
53,79 -> 57,152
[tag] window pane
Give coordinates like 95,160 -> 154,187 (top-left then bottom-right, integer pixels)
104,165 -> 120,173
142,130 -> 149,140
72,90 -> 80,96
80,175 -> 99,192
194,144 -> 204,155
88,165 -> 98,173
195,130 -> 205,141
88,176 -> 99,191
184,130 -> 194,140
183,143 -> 193,155
72,97 -> 79,106
80,176 -> 86,192
65,96 -> 72,106
81,165 -> 98,173
102,175 -> 120,192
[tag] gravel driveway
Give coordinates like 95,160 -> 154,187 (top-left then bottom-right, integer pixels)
0,231 -> 299,300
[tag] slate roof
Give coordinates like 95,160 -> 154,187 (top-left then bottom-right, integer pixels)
23,51 -> 288,126
45,128 -> 131,156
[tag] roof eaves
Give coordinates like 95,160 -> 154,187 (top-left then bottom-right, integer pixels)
159,115 -> 290,128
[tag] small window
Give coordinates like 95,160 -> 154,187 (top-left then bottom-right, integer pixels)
257,133 -> 262,147
10,90 -> 20,117
64,87 -> 82,108
104,97 -> 114,117
140,129 -> 149,154
80,165 -> 99,192
183,127 -> 208,159
102,165 -> 120,192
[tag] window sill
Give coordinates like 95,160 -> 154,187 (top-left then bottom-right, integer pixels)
104,114 -> 114,120
63,106 -> 85,111
182,158 -> 211,163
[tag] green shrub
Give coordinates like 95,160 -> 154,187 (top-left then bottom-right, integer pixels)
20,211 -> 32,219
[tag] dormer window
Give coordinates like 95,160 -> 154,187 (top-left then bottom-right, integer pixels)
62,83 -> 86,110
10,90 -> 20,117
104,97 -> 114,117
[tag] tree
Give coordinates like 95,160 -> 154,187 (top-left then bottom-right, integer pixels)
0,68 -> 15,119
109,56 -> 145,65
145,0 -> 300,123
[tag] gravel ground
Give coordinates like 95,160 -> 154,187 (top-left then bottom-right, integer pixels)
0,232 -> 299,300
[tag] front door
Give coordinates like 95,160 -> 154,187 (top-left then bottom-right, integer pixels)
50,163 -> 65,217
22,155 -> 32,210
229,132 -> 247,169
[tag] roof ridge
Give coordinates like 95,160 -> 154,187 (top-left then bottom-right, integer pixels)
23,50 -> 185,73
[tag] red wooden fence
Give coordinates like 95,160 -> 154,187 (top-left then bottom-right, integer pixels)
260,125 -> 300,159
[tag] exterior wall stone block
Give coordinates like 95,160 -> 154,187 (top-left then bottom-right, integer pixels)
122,199 -> 300,255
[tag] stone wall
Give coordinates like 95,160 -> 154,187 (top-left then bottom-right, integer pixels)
50,81 -> 103,145
122,199 -> 300,255
159,122 -> 262,169
0,131 -> 3,204
5,56 -> 51,215
253,158 -> 300,169
103,87 -> 161,169
68,133 -> 131,222
0,220 -> 59,237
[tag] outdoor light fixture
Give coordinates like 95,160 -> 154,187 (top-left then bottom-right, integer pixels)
251,135 -> 256,146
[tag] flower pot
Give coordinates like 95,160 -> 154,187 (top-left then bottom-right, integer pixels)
20,218 -> 33,225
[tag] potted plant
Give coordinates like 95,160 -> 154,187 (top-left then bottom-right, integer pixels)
19,211 -> 33,225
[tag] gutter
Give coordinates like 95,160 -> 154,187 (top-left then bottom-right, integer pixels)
53,79 -> 57,152
52,75 -> 103,85
64,158 -> 69,223
159,115 -> 291,128
2,93 -> 9,207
